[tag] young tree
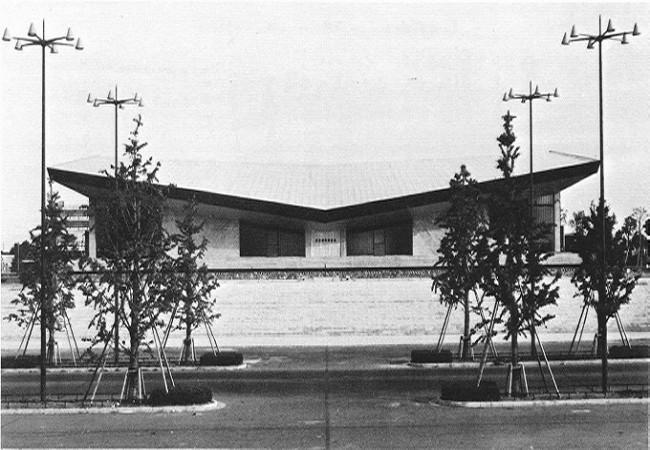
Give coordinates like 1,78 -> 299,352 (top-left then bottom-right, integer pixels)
80,115 -> 175,403
571,203 -> 639,393
168,199 -> 220,364
476,112 -> 560,395
432,164 -> 485,360
5,190 -> 78,364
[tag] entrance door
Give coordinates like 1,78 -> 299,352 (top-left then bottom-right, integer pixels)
312,230 -> 340,257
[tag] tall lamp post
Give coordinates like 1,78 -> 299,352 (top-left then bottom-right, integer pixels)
502,82 -> 558,355
87,86 -> 143,364
562,16 -> 639,393
2,21 -> 83,403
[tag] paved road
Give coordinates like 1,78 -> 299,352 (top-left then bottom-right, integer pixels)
2,346 -> 648,448
1,394 -> 647,448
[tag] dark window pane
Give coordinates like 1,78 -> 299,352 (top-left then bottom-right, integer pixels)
347,229 -> 373,255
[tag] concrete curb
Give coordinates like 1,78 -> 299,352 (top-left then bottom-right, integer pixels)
1,363 -> 248,374
403,358 -> 650,369
437,397 -> 650,408
0,400 -> 226,415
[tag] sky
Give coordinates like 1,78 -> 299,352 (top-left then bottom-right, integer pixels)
1,1 -> 649,248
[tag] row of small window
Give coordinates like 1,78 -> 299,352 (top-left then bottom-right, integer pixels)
239,222 -> 413,257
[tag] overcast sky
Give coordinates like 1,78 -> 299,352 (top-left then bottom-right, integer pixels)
1,1 -> 648,248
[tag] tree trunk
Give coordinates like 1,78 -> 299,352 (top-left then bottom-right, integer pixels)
125,273 -> 143,404
597,311 -> 608,395
46,328 -> 56,365
461,291 -> 471,361
181,319 -> 193,365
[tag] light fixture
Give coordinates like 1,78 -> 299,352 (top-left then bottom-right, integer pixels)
621,33 -> 628,45
93,99 -> 100,107
14,40 -> 22,51
570,25 -> 578,38
606,19 -> 615,33
87,93 -> 93,103
138,99 -> 144,107
562,32 -> 569,45
27,23 -> 36,37
508,88 -> 514,98
75,38 -> 83,50
632,23 -> 640,36
534,85 -> 540,95
50,45 -> 58,54
107,90 -> 114,100
65,28 -> 74,41
502,93 -> 508,102
2,28 -> 10,42
553,88 -> 559,97
587,40 -> 595,50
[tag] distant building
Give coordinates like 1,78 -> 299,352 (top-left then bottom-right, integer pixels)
49,155 -> 598,274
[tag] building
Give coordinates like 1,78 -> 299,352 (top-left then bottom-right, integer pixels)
49,154 -> 598,274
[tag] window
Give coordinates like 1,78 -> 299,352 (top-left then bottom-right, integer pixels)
347,221 -> 412,256
239,222 -> 305,257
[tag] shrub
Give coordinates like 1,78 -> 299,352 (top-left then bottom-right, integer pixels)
410,349 -> 453,363
440,381 -> 501,402
199,351 -> 244,366
147,385 -> 213,406
1,355 -> 40,368
609,345 -> 650,359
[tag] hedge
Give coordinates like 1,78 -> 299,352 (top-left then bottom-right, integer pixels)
609,345 -> 650,359
410,349 -> 453,363
440,381 -> 501,402
147,385 -> 213,406
199,351 -> 244,366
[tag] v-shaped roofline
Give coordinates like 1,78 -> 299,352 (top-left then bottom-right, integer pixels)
49,159 -> 599,223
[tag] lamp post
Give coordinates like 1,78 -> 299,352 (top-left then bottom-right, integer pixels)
502,82 -> 559,356
87,86 -> 143,364
562,16 -> 639,393
2,21 -> 83,403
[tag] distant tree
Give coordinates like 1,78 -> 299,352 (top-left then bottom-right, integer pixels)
9,240 -> 30,274
80,115 -> 175,403
571,203 -> 639,393
433,164 -> 485,360
631,207 -> 648,269
476,111 -> 559,395
5,190 -> 78,364
168,199 -> 220,364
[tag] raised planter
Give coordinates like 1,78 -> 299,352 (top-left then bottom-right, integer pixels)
440,381 -> 501,402
199,351 -> 244,366
410,349 -> 453,364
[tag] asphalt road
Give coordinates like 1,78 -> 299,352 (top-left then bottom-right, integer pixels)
1,393 -> 648,448
1,347 -> 648,448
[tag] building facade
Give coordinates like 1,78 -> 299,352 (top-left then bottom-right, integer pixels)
49,155 -> 598,273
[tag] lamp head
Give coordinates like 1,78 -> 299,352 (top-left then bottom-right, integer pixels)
93,99 -> 100,107
570,25 -> 578,38
87,93 -> 93,103
74,38 -> 83,50
553,88 -> 559,98
2,28 -> 11,42
138,99 -> 144,107
107,90 -> 114,100
27,23 -> 36,37
502,93 -> 508,102
546,96 -> 551,102
562,32 -> 569,45
133,93 -> 139,102
587,39 -> 595,50
621,33 -> 629,44
632,23 -> 640,36
534,85 -> 540,96
50,44 -> 58,54
65,27 -> 74,41
508,88 -> 514,99
119,104 -> 125,109
14,40 -> 23,51
606,19 -> 615,33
